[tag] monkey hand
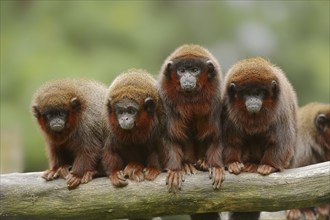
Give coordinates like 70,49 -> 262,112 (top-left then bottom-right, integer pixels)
257,164 -> 277,175
123,162 -> 144,182
110,170 -> 128,187
317,204 -> 330,217
66,173 -> 82,189
143,167 -> 161,181
183,163 -> 197,175
209,166 -> 225,190
166,169 -> 185,193
195,159 -> 209,171
81,170 -> 97,184
242,163 -> 258,173
227,162 -> 244,174
286,209 -> 302,220
41,165 -> 70,181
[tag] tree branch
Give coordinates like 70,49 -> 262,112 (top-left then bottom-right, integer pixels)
1,162 -> 329,219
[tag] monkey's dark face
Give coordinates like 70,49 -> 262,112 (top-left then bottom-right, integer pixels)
33,97 -> 81,141
43,109 -> 68,132
115,99 -> 139,130
315,112 -> 330,149
108,97 -> 156,132
228,80 -> 278,114
164,58 -> 216,94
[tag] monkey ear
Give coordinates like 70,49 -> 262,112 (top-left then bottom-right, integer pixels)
271,80 -> 279,94
229,83 -> 237,93
70,97 -> 81,110
144,97 -> 156,115
107,98 -> 112,113
32,105 -> 41,118
206,60 -> 216,79
316,114 -> 327,128
164,61 -> 173,79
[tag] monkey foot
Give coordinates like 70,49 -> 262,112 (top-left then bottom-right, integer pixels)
166,170 -> 184,193
195,159 -> 209,171
227,162 -> 243,175
301,208 -> 317,220
243,163 -> 258,173
183,163 -> 197,175
317,204 -> 330,216
144,167 -> 161,181
209,166 -> 225,190
287,209 -> 302,220
110,170 -> 128,187
41,165 -> 70,181
66,173 -> 82,189
124,162 -> 144,182
81,170 -> 97,184
257,164 -> 277,175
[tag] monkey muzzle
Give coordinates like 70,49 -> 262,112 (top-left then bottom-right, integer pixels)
119,116 -> 135,130
180,73 -> 197,91
50,119 -> 65,132
245,96 -> 263,113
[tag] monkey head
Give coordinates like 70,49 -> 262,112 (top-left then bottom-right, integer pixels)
105,69 -> 160,143
32,84 -> 83,143
223,57 -> 283,132
160,44 -> 221,101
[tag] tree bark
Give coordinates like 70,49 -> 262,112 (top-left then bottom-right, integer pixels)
1,162 -> 329,219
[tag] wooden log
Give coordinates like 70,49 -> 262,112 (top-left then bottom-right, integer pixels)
1,162 -> 329,219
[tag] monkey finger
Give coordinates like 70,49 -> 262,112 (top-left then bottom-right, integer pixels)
166,172 -> 175,192
228,162 -> 243,174
257,164 -> 276,175
66,174 -> 81,189
59,166 -> 70,179
286,209 -> 302,220
81,171 -> 96,184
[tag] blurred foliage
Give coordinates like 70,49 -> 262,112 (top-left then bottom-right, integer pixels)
0,1 -> 329,173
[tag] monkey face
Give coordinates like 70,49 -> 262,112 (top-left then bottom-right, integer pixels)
108,97 -> 156,131
228,80 -> 278,114
32,97 -> 81,137
164,58 -> 216,93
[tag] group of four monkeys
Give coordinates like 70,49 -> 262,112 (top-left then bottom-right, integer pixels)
31,44 -> 329,220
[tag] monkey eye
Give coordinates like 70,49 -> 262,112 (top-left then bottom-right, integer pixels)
127,107 -> 137,115
192,67 -> 198,73
177,68 -> 186,74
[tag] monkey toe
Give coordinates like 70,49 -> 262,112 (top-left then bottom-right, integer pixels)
42,169 -> 58,181
227,162 -> 243,174
317,204 -> 330,216
210,167 -> 225,190
196,159 -> 209,171
301,208 -> 317,220
131,170 -> 144,182
110,171 -> 128,187
257,164 -> 277,175
183,163 -> 197,175
287,209 -> 303,220
144,167 -> 160,181
81,170 -> 96,184
243,163 -> 258,173
166,170 -> 184,193
58,166 -> 70,179
66,174 -> 81,189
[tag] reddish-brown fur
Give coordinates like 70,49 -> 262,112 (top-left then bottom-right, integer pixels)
31,78 -> 107,189
287,102 -> 330,220
159,44 -> 224,192
222,57 -> 298,220
102,69 -> 164,187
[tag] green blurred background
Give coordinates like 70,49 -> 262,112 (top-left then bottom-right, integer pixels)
1,1 -> 329,173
